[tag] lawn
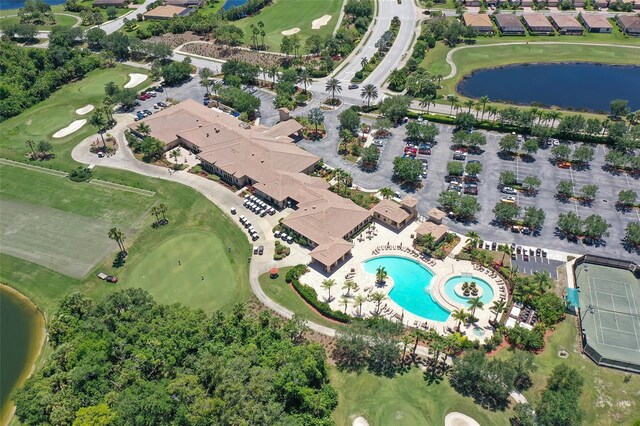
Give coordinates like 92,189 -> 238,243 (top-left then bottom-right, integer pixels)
234,0 -> 343,52
259,267 -> 340,329
0,13 -> 78,30
0,65 -> 150,172
494,319 -> 640,424
330,367 -> 512,425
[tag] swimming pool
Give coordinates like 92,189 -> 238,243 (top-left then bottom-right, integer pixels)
444,276 -> 495,306
363,256 -> 450,322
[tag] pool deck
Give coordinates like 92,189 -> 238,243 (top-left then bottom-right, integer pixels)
300,220 -> 507,340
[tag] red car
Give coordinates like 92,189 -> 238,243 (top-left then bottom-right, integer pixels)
106,275 -> 118,283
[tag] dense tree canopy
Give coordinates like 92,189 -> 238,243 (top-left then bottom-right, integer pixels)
15,290 -> 337,425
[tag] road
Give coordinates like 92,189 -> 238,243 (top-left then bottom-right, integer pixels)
99,0 -> 156,34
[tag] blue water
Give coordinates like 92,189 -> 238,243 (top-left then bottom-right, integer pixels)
1,0 -> 65,10
457,63 -> 640,113
223,0 -> 248,10
363,256 -> 450,322
444,276 -> 495,306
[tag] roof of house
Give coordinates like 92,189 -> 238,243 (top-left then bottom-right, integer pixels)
262,120 -> 304,140
310,239 -> 354,268
283,191 -> 371,246
427,208 -> 446,220
581,14 -> 613,28
522,13 -> 554,28
253,172 -> 329,204
549,14 -> 583,28
143,5 -> 189,18
401,196 -> 418,209
415,222 -> 449,241
463,13 -> 494,27
371,199 -> 411,224
165,0 -> 202,5
617,15 -> 640,29
94,0 -> 126,4
494,14 -> 525,29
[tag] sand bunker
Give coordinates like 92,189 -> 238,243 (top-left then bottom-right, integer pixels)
53,119 -> 87,138
75,104 -> 94,115
281,27 -> 300,36
445,412 -> 480,426
312,14 -> 332,29
124,73 -> 148,89
352,417 -> 369,426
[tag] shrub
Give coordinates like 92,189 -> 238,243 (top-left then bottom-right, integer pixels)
291,279 -> 351,323
68,167 -> 92,182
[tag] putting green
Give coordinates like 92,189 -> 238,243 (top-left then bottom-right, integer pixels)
123,231 -> 239,313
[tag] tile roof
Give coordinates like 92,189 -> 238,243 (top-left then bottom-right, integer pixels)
618,15 -> 640,29
522,13 -> 554,28
310,239 -> 354,267
371,199 -> 411,224
581,14 -> 613,28
427,208 -> 446,220
416,222 -> 449,241
549,14 -> 583,28
463,13 -> 494,27
143,5 -> 188,18
494,14 -> 525,29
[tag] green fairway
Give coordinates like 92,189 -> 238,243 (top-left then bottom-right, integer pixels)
330,367 -> 511,426
259,267 -> 340,329
124,231 -> 241,313
0,65 -> 149,172
0,13 -> 78,30
235,0 -> 342,52
494,319 -> 640,425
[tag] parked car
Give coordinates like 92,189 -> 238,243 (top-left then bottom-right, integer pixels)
502,187 -> 517,195
106,275 -> 118,283
558,161 -> 572,169
348,84 -> 359,90
143,110 -> 152,116
157,101 -> 167,107
501,196 -> 517,204
463,185 -> 478,195
491,242 -> 497,251
258,245 -> 264,255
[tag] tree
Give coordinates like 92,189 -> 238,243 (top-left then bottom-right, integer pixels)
353,294 -> 367,317
556,180 -> 574,199
406,122 -> 439,142
339,296 -> 350,313
610,99 -> 630,119
451,308 -> 470,330
392,156 -> 423,185
37,140 -> 53,158
379,187 -> 395,199
580,184 -> 598,202
198,68 -> 214,94
523,207 -> 545,231
557,212 -> 582,238
325,77 -> 342,101
465,161 -> 483,177
89,110 -> 108,145
605,149 -> 627,169
375,266 -> 388,285
86,27 -> 107,50
360,84 -> 379,107
499,170 -> 517,187
624,222 -> 640,248
493,202 -> 520,225
465,231 -> 480,252
522,176 -> 541,195
333,326 -> 369,372
572,144 -> 595,164
582,214 -> 610,241
379,95 -> 411,124
321,278 -> 337,302
73,403 -> 116,426
342,280 -> 357,297
617,189 -> 637,207
360,146 -> 380,170
108,227 -> 126,253
136,122 -> 151,137
551,144 -> 571,162
521,138 -> 539,156
536,366 -> 584,426
338,108 -> 360,133
170,149 -> 181,168
140,136 -> 164,162
307,107 -> 324,133
296,68 -> 312,93
467,296 -> 484,318
419,94 -> 435,115
25,139 -> 37,159
447,161 -> 464,176
531,293 -> 565,327
162,59 -> 193,86
455,112 -> 476,131
490,300 -> 506,322
499,134 -> 519,153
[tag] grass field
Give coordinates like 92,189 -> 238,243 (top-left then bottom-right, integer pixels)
0,65 -> 149,172
0,13 -> 78,30
330,367 -> 512,425
259,267 -> 340,329
494,319 -> 640,424
235,0 -> 342,52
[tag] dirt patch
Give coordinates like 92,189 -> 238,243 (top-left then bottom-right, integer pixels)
181,42 -> 285,68
312,14 -> 332,29
146,31 -> 202,49
52,119 -> 86,138
281,27 -> 300,36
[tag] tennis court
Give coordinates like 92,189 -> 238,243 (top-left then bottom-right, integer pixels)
575,258 -> 640,373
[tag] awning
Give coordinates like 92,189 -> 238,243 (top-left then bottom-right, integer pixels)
270,268 -> 279,275
567,288 -> 580,308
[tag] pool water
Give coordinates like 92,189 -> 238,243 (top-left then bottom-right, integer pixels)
444,276 -> 495,306
363,256 -> 450,322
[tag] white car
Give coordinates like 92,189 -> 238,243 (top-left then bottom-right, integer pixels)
502,187 -> 517,195
501,196 -> 517,204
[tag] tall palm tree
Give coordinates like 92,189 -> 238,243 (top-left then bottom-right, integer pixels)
369,291 -> 386,315
497,244 -> 512,266
532,271 -> 553,295
89,110 -> 108,146
441,333 -> 460,364
297,69 -> 312,93
211,81 -> 222,107
447,94 -> 459,115
434,74 -> 444,88
420,94 -> 435,115
339,296 -> 350,314
360,56 -> 369,69
326,77 -> 342,101
157,203 -> 168,221
487,105 -> 499,123
360,84 -> 378,107
136,122 -> 151,137
464,98 -> 475,113
379,187 -> 394,199
102,97 -> 115,123
257,20 -> 265,48
268,65 -> 279,88
467,296 -> 484,318
451,308 -> 469,331
548,111 -> 561,127
151,206 -> 160,223
321,278 -> 336,302
108,227 -> 126,253
479,95 -> 489,119
465,231 -> 480,252
410,328 -> 425,361
199,68 -> 214,93
400,334 -> 412,366
490,300 -> 507,322
375,266 -> 388,285
342,280 -> 356,297
353,294 -> 367,317
25,139 -> 37,158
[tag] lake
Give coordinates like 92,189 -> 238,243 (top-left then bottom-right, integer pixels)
223,0 -> 248,10
0,286 -> 44,425
456,63 -> 640,113
1,0 -> 65,10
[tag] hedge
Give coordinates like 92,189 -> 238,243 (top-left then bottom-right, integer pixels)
286,265 -> 351,323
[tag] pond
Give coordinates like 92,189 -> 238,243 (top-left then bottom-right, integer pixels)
456,63 -> 640,113
223,0 -> 248,10
0,286 -> 44,425
1,0 -> 65,10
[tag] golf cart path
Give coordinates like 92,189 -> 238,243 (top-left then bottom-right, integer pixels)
443,42 -> 640,80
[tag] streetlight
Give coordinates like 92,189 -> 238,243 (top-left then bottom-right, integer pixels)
580,304 -> 595,324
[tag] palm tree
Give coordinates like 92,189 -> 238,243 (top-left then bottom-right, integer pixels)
375,266 -> 388,285
268,65 -> 279,88
334,168 -> 350,195
342,280 -> 356,297
257,20 -> 265,48
326,77 -> 342,101
487,105 -> 499,123
490,300 -> 506,322
467,296 -> 484,318
108,227 -> 126,253
25,139 -> 37,159
170,149 -> 181,168
464,98 -> 475,113
102,97 -> 115,123
479,95 -> 489,119
198,68 -> 214,93
136,122 -> 151,137
410,328 -> 425,361
532,271 -> 553,295
354,294 -> 367,317
507,265 -> 519,282
548,111 -> 561,127
400,334 -> 412,366
497,244 -> 512,266
446,94 -> 459,115
89,110 -> 108,146
339,296 -> 350,314
434,74 -> 444,88
360,84 -> 378,107
321,278 -> 336,302
360,56 -> 369,69
420,94 -> 435,115
157,203 -> 167,221
451,308 -> 469,331
465,231 -> 480,252
421,233 -> 436,251
151,205 -> 160,223
369,291 -> 386,315
379,187 -> 394,199
297,69 -> 312,93
307,107 -> 324,134
441,333 -> 460,364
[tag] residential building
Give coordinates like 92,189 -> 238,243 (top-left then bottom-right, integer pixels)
463,13 -> 495,34
93,0 -> 126,7
617,15 -> 640,35
371,197 -> 418,230
143,5 -> 193,19
580,14 -> 613,32
522,13 -> 555,34
463,0 -> 481,6
165,0 -> 204,6
549,14 -> 584,34
415,222 -> 449,244
427,208 -> 446,225
494,14 -> 526,35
